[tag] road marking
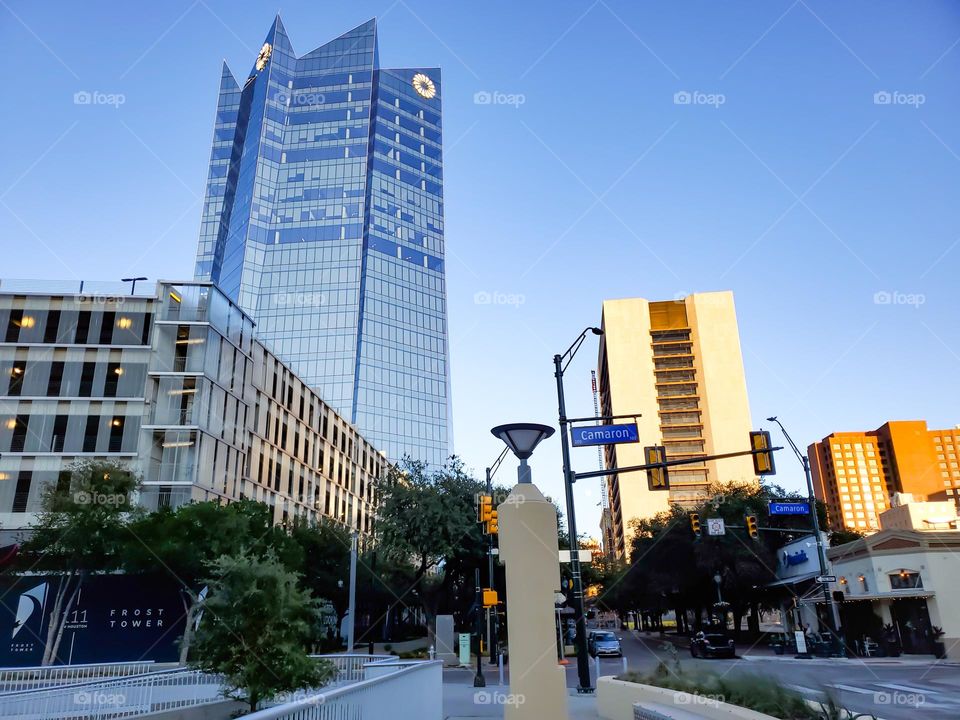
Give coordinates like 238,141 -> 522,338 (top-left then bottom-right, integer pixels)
786,684 -> 822,696
875,682 -> 935,694
829,684 -> 875,695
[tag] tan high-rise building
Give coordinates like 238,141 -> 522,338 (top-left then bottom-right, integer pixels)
808,420 -> 960,533
597,292 -> 757,558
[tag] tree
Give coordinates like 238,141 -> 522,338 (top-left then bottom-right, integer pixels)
190,550 -> 334,713
375,457 -> 489,631
288,518 -> 352,649
829,528 -> 865,547
16,460 -> 140,665
124,499 -> 300,664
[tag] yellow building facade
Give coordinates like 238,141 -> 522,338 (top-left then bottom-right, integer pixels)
597,292 -> 757,558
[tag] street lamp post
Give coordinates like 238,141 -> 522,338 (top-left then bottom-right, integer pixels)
554,326 -> 603,694
486,446 -> 509,664
767,416 -> 842,656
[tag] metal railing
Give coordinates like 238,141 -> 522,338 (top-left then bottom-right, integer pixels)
0,667 -> 223,719
0,661 -> 157,694
246,660 -> 442,720
308,653 -> 394,687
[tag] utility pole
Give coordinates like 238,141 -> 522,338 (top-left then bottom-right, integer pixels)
346,531 -> 358,652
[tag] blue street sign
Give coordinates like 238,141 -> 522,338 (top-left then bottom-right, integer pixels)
769,502 -> 810,516
571,423 -> 639,447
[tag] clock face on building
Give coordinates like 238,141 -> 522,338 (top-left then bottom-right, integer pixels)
412,73 -> 436,99
255,43 -> 273,71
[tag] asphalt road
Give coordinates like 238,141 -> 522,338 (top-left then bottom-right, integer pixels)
445,631 -> 960,720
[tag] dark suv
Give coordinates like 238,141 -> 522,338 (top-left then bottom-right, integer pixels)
690,632 -> 736,658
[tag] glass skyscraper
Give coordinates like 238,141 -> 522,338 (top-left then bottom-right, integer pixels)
194,17 -> 449,466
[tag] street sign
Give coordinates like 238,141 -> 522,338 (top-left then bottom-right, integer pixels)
571,423 -> 639,447
558,550 -> 593,563
795,631 -> 808,655
816,575 -> 837,583
706,518 -> 726,536
769,502 -> 810,516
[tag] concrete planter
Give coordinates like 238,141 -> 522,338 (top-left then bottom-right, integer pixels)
597,676 -> 786,720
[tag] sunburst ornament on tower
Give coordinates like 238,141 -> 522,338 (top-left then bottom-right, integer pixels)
412,73 -> 436,99
255,42 -> 273,71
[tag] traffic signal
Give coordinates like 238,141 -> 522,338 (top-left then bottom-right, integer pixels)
745,514 -> 759,539
750,431 -> 776,476
689,512 -> 701,538
485,509 -> 499,535
645,445 -> 669,491
477,495 -> 493,523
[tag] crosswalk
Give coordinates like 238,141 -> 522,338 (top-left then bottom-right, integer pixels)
787,680 -> 960,711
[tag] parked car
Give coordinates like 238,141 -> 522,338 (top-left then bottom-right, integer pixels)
690,631 -> 736,658
588,630 -> 623,657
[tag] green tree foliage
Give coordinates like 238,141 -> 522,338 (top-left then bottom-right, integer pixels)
190,550 -> 335,713
123,499 -> 300,663
375,457 -> 508,632
594,483 -> 816,635
15,460 -> 140,665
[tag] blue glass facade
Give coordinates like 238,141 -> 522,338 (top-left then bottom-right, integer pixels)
195,18 -> 449,466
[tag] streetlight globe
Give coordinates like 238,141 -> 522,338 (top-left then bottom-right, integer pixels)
491,423 -> 555,460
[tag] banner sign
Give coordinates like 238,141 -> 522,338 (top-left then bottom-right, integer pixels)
0,574 -> 187,667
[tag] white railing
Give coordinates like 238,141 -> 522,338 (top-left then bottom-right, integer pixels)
246,660 -> 442,720
0,662 -> 158,694
0,667 -> 223,720
309,653 -> 395,687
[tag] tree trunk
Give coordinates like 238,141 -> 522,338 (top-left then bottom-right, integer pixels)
747,604 -> 760,633
48,573 -> 84,665
41,576 -> 71,666
179,592 -> 198,665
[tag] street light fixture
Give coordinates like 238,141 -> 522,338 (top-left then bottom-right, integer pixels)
553,326 -> 603,694
766,416 -> 842,656
485,422 -> 555,688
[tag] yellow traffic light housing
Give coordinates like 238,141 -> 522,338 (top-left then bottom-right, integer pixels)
745,514 -> 759,540
645,445 -> 669,491
750,431 -> 776,476
485,508 -> 499,535
482,589 -> 498,607
689,512 -> 701,538
477,495 -> 493,523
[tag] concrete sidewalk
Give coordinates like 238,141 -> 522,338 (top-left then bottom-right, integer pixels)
443,681 -> 599,719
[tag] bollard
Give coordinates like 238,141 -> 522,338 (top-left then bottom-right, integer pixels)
594,654 -> 600,680
498,653 -> 505,686
621,655 -> 628,674
429,645 -> 436,661
368,641 -> 374,655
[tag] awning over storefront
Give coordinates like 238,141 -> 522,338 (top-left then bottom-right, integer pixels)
765,571 -> 820,588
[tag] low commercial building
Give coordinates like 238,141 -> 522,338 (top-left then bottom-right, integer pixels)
0,279 -> 384,537
826,530 -> 960,658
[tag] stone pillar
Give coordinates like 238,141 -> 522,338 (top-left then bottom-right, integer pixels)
499,481 -> 568,720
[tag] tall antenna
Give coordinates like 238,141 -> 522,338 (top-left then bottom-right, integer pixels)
591,370 -> 609,510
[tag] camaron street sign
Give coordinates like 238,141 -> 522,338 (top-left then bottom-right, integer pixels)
571,423 -> 639,447
768,501 -> 809,515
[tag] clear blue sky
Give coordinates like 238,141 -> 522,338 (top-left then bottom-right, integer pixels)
2,1 -> 958,537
